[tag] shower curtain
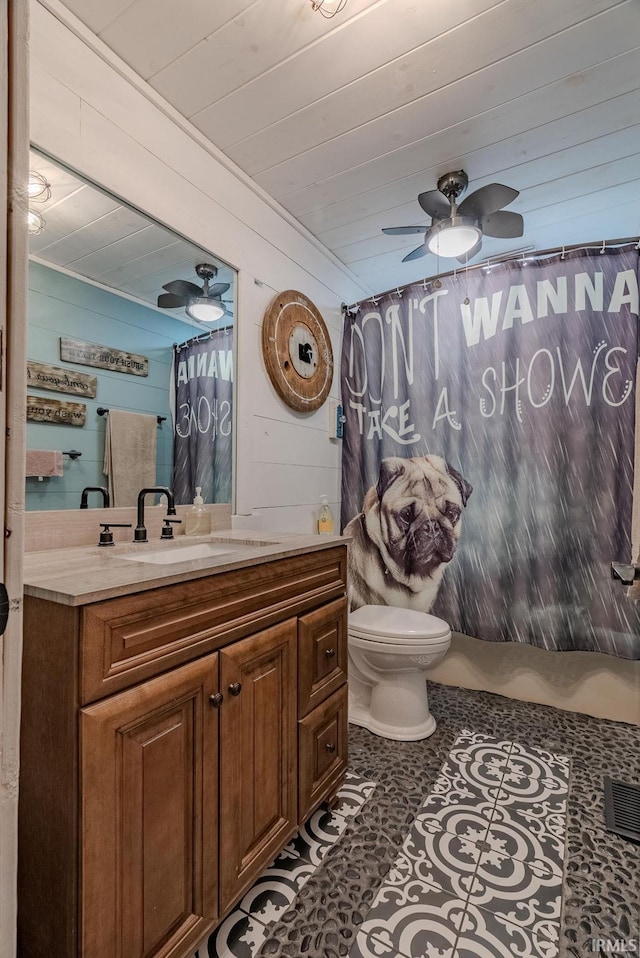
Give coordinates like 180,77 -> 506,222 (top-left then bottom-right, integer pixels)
341,246 -> 640,658
172,327 -> 233,505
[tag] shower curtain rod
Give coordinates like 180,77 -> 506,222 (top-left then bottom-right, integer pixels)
174,324 -> 234,350
342,235 -> 640,314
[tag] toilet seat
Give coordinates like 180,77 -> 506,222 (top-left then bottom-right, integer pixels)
349,605 -> 450,643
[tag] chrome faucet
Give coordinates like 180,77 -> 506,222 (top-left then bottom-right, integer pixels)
134,487 -> 177,542
80,486 -> 110,509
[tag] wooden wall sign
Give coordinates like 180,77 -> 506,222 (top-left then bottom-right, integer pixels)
27,395 -> 87,427
27,359 -> 97,398
60,337 -> 149,377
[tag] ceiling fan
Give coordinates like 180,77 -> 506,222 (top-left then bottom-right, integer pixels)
157,263 -> 231,323
382,170 -> 524,263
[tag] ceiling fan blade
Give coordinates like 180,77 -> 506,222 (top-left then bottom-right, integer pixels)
480,210 -> 524,239
402,243 -> 428,263
418,190 -> 451,219
457,183 -> 519,218
456,238 -> 483,264
208,282 -> 231,296
382,226 -> 427,235
162,279 -> 202,297
157,292 -> 188,308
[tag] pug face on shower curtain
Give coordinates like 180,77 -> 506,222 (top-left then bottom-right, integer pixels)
344,453 -> 473,614
341,246 -> 640,659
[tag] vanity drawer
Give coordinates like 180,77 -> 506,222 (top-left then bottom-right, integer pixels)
80,546 -> 347,704
298,684 -> 348,823
297,596 -> 348,718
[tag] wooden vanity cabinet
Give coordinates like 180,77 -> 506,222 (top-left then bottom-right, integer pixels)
19,545 -> 348,958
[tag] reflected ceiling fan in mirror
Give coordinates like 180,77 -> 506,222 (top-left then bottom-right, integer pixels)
383,170 -> 524,263
157,263 -> 231,323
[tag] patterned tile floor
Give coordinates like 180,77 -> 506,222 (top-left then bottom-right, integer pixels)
196,773 -> 377,958
197,683 -> 640,958
350,729 -> 570,957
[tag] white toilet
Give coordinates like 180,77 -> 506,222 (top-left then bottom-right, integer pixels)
348,605 -> 451,741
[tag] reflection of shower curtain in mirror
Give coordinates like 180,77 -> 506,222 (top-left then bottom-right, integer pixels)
172,328 -> 233,504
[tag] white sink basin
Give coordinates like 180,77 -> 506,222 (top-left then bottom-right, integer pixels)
117,542 -> 245,564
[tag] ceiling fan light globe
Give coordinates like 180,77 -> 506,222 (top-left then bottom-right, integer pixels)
427,218 -> 481,258
185,296 -> 226,323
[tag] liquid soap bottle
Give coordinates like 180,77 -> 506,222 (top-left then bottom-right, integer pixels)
185,487 -> 211,537
317,495 -> 335,535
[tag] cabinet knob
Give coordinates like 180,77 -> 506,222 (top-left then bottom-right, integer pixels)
326,743 -> 336,753
228,682 -> 242,696
209,692 -> 224,708
325,648 -> 336,658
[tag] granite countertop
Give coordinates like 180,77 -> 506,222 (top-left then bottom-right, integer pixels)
23,531 -> 347,606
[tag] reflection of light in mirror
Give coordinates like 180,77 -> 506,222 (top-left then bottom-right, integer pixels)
185,297 -> 226,323
27,209 -> 45,234
27,170 -> 51,201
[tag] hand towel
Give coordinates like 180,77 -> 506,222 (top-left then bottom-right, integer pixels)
103,410 -> 157,507
26,450 -> 63,478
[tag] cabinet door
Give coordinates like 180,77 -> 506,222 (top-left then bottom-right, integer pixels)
298,685 -> 348,823
81,655 -> 219,958
218,619 -> 297,914
298,596 -> 348,717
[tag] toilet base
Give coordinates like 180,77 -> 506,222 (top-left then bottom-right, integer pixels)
348,703 -> 437,741
347,663 -> 440,742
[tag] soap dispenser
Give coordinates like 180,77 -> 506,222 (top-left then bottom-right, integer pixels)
185,487 -> 212,537
317,495 -> 335,535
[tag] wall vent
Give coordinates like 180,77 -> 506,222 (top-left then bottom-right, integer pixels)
604,776 -> 640,843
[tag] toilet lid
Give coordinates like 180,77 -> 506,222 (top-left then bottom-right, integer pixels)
349,605 -> 450,640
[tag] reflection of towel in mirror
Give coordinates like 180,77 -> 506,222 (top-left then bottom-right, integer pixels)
103,410 -> 157,507
26,450 -> 64,477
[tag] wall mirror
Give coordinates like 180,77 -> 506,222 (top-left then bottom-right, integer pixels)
25,149 -> 236,511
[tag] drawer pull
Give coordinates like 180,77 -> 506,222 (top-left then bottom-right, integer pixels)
228,682 -> 242,696
326,743 -> 336,753
325,648 -> 336,658
209,693 -> 224,708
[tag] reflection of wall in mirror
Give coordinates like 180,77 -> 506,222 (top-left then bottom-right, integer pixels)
26,262 -> 195,511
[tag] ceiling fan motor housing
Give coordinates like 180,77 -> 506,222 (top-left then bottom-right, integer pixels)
437,170 -> 469,202
195,263 -> 218,283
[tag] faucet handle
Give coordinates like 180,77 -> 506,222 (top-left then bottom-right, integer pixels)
160,518 -> 182,540
98,522 -> 132,547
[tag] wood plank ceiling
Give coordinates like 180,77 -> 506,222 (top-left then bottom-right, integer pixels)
52,0 -> 640,295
